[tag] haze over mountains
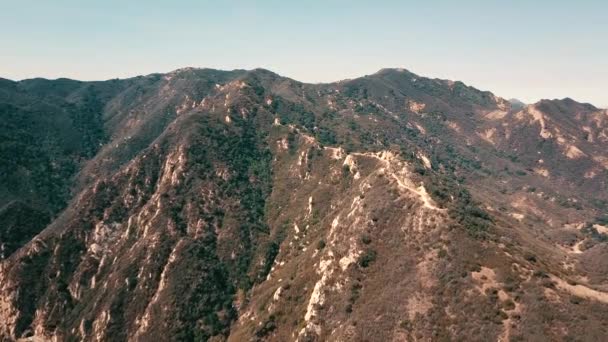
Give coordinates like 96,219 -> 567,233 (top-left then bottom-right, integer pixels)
1,67 -> 607,341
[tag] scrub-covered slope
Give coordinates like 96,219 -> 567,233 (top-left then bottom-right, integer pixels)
0,68 -> 607,341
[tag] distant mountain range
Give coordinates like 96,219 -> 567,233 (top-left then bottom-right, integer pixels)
1,67 -> 607,341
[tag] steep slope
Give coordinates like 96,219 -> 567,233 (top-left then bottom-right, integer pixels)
0,70 -> 274,341
0,77 -> 127,259
0,68 -> 607,341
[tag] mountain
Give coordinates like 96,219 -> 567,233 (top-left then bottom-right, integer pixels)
0,67 -> 607,341
507,98 -> 526,111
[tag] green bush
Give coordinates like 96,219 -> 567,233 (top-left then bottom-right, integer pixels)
358,249 -> 377,268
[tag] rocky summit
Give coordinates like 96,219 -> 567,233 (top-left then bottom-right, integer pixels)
0,67 -> 607,341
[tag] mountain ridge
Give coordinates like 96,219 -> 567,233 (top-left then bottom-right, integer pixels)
5,67 -> 603,110
1,66 -> 607,341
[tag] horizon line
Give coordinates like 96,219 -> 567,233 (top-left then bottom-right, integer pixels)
2,66 -> 606,109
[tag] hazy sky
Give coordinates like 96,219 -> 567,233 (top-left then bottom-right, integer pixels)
1,0 -> 606,107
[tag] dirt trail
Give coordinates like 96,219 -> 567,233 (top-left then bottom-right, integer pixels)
550,275 -> 608,303
352,151 -> 445,211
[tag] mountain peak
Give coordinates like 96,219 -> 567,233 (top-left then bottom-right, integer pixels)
536,97 -> 599,112
507,98 -> 526,111
375,67 -> 414,75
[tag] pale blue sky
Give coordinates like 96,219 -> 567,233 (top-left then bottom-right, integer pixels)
1,1 -> 606,107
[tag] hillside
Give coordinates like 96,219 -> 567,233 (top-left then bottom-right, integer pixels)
1,68 -> 607,341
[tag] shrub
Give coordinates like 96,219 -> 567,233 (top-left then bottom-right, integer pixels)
255,315 -> 277,337
316,239 -> 326,250
503,299 -> 516,310
569,296 -> 583,305
524,253 -> 537,263
360,235 -> 372,245
358,249 -> 377,268
342,165 -> 351,177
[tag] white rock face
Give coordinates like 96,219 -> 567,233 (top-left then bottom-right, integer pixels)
408,100 -> 426,113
